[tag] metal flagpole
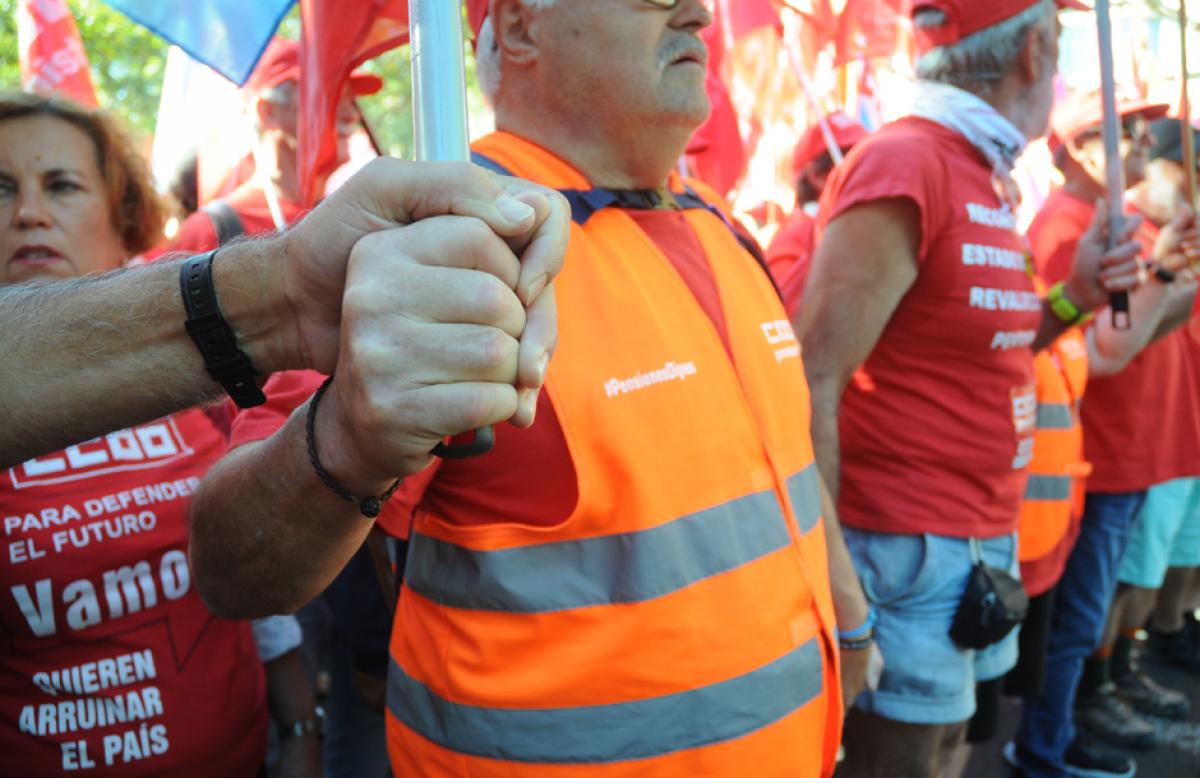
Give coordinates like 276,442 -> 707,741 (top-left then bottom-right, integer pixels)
1180,2 -> 1197,209
1095,0 -> 1131,329
782,9 -> 844,165
409,0 -> 495,457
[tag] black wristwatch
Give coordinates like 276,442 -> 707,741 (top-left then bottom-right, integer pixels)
278,706 -> 324,741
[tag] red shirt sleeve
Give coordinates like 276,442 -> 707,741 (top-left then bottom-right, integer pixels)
1027,191 -> 1095,285
817,120 -> 950,265
163,210 -> 222,256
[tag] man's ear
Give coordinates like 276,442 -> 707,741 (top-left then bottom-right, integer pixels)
493,0 -> 539,65
1019,20 -> 1055,86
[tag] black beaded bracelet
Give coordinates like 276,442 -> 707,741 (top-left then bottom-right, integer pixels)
306,376 -> 402,519
179,250 -> 266,408
838,634 -> 875,652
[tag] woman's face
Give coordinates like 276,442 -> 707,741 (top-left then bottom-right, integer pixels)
0,115 -> 128,285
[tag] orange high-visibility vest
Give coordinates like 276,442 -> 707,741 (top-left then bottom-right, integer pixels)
385,132 -> 840,777
1017,319 -> 1090,568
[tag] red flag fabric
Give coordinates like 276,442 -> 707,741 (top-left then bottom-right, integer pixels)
832,0 -> 906,67
298,0 -> 409,204
16,0 -> 97,107
721,0 -> 781,40
686,0 -> 781,197
780,0 -> 839,66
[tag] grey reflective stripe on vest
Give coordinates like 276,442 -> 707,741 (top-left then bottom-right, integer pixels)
387,637 -> 823,764
404,465 -> 822,614
1036,403 -> 1074,431
1025,474 -> 1072,501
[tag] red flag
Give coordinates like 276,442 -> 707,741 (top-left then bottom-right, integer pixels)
16,0 -> 97,107
686,0 -> 781,197
298,0 -> 409,204
832,0 -> 906,67
780,0 -> 839,68
721,0 -> 781,40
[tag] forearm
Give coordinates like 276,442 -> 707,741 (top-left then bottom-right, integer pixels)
265,648 -> 319,726
1150,281 -> 1198,342
817,476 -> 868,630
1088,279 -> 1174,375
189,401 -> 384,618
0,237 -> 294,467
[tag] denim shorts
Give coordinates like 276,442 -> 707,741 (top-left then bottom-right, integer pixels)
1118,477 -> 1200,588
842,527 -> 1021,725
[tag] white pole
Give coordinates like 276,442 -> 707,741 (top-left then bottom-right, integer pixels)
1095,0 -> 1131,328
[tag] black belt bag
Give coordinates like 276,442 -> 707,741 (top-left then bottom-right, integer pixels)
950,538 -> 1029,650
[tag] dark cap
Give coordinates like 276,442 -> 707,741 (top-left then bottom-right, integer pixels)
1148,117 -> 1200,166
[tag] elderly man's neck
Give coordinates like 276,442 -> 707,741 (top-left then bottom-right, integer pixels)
497,107 -> 693,190
966,78 -> 1041,143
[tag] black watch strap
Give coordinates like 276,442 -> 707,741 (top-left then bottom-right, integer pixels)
1153,264 -> 1178,284
180,250 -> 266,408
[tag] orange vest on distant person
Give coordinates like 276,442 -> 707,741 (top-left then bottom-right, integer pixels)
385,132 -> 841,777
1017,309 -> 1090,567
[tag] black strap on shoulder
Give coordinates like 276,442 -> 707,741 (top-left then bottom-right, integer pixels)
470,152 -> 778,298
201,200 -> 246,247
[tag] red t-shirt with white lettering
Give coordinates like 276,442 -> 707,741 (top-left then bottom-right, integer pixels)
230,208 -> 737,539
1029,196 -> 1200,492
0,411 -> 267,776
816,117 -> 1041,538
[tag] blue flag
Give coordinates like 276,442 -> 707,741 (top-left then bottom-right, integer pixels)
103,0 -> 296,85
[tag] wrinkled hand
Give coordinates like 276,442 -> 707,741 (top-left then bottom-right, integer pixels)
273,158 -> 566,375
1152,204 -> 1200,274
310,192 -> 568,486
1065,198 -> 1145,311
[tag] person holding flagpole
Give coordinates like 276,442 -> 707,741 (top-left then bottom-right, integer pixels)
793,0 -> 1149,775
189,1 -> 858,775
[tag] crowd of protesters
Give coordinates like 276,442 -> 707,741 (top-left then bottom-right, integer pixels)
3,0 -> 1200,777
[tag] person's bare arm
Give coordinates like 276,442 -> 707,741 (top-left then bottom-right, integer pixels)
794,198 -> 920,705
795,199 -> 921,496
189,175 -> 569,619
0,159 -> 552,468
0,241 -> 277,467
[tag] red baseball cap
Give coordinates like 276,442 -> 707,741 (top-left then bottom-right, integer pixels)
1048,86 -> 1170,151
911,0 -> 1088,55
467,0 -> 490,42
243,37 -> 384,97
792,113 -> 868,178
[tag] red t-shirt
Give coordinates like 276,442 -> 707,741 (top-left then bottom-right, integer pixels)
1027,188 -> 1093,284
0,412 -> 267,776
158,183 -> 307,257
817,117 -> 1041,539
231,208 -> 738,539
767,209 -> 815,305
1028,199 -> 1200,492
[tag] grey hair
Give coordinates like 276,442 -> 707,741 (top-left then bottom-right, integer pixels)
914,0 -> 1056,96
476,0 -> 560,102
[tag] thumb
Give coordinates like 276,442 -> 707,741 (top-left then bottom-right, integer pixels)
1085,198 -> 1109,243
